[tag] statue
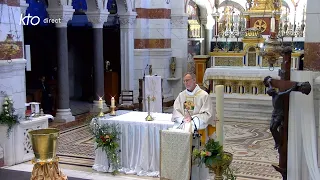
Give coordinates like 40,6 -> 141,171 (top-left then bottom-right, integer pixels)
251,0 -> 274,11
263,76 -> 311,150
170,57 -> 176,78
105,60 -> 110,71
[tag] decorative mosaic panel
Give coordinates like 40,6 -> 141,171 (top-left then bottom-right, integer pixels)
215,57 -> 243,66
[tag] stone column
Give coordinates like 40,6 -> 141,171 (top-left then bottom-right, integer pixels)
47,7 -> 75,122
171,12 -> 188,98
119,13 -> 137,92
200,17 -> 207,55
304,0 -> 320,167
201,16 -> 214,55
87,11 -> 109,111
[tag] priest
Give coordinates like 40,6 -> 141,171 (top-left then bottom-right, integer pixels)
171,72 -> 214,180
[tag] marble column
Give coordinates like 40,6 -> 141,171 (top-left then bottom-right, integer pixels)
47,7 -> 75,122
87,12 -> 109,111
200,18 -> 207,55
119,13 -> 137,92
170,14 -> 188,98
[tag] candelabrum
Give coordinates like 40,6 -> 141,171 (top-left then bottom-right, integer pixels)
145,96 -> 154,121
214,35 -> 219,52
109,106 -> 116,116
224,31 -> 230,52
234,33 -> 240,52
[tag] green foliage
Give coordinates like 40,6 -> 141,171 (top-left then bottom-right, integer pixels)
90,118 -> 121,175
192,138 -> 236,180
0,93 -> 19,137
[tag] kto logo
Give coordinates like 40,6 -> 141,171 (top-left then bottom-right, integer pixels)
19,14 -> 61,25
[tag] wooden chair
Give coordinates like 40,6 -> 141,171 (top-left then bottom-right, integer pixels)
117,90 -> 135,110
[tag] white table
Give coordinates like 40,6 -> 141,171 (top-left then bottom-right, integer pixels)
92,111 -> 174,177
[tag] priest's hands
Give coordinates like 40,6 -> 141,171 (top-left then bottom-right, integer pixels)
184,114 -> 192,123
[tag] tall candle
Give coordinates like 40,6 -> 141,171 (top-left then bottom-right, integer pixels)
98,97 -> 103,109
271,12 -> 275,32
111,97 -> 115,107
215,85 -> 224,146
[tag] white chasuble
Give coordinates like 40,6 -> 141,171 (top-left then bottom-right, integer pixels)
172,85 -> 214,131
143,75 -> 162,113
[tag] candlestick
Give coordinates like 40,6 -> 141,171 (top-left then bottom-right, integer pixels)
215,85 -> 224,146
111,97 -> 115,107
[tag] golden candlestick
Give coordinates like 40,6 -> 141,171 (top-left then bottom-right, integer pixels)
98,108 -> 104,117
110,106 -> 116,116
145,96 -> 154,121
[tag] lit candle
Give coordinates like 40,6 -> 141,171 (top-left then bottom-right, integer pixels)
98,97 -> 103,109
215,85 -> 224,146
111,97 -> 115,107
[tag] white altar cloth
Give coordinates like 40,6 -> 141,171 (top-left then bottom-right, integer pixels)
93,111 -> 174,177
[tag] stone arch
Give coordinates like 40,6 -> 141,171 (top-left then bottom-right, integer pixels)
219,1 -> 245,12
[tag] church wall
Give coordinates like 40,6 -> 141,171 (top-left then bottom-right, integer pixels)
133,0 -> 173,102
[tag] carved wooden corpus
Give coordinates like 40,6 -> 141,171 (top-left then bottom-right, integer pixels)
263,46 -> 311,180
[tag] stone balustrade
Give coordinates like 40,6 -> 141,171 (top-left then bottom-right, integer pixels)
212,79 -> 268,95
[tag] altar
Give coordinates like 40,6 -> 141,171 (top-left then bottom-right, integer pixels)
92,111 -> 174,176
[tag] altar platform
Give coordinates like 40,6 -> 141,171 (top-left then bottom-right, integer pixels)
93,111 -> 174,177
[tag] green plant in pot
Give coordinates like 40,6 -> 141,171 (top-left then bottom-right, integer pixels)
193,138 -> 236,180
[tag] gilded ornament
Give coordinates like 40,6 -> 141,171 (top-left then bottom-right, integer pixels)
253,19 -> 267,33
170,57 -> 176,78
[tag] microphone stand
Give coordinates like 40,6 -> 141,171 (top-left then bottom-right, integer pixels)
185,109 -> 201,180
143,64 -> 149,81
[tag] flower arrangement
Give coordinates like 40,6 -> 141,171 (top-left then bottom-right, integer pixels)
90,118 -> 121,175
193,138 -> 236,180
0,93 -> 20,137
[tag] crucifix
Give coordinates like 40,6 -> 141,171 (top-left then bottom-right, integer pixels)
262,46 -> 311,179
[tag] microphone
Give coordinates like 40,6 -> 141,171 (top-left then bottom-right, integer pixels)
143,64 -> 149,81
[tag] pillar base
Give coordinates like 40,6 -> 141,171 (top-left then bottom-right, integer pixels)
55,109 -> 75,123
90,100 -> 109,113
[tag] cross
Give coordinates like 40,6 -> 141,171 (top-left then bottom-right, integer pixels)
263,47 -> 311,180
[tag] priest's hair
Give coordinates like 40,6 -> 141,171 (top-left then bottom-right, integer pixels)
184,72 -> 196,80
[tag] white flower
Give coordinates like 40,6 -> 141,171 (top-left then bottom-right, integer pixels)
4,97 -> 9,101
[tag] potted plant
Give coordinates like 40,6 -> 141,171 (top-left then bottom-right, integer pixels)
0,94 -> 20,137
193,138 -> 236,180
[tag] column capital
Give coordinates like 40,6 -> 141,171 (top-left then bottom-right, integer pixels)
87,11 -> 109,28
119,13 -> 137,29
200,17 -> 207,25
171,14 -> 188,29
46,6 -> 75,28
20,0 -> 29,15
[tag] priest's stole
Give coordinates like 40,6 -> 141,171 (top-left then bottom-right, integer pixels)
160,130 -> 192,180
